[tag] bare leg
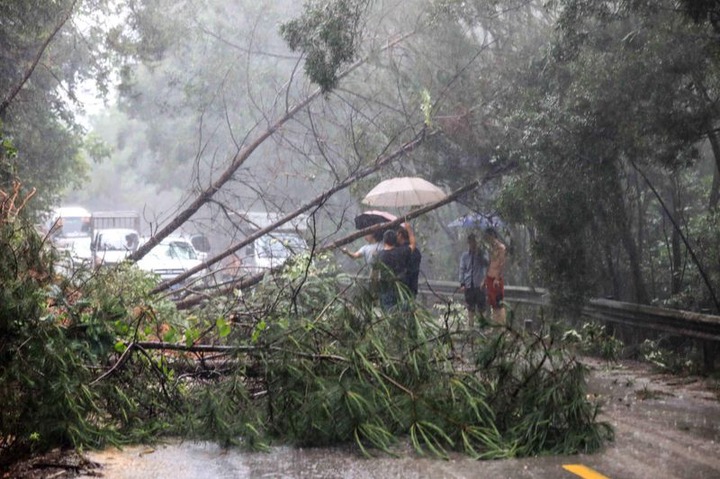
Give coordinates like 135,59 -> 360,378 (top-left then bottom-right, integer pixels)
492,305 -> 506,326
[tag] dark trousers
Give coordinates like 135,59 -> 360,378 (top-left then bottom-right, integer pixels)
464,286 -> 486,312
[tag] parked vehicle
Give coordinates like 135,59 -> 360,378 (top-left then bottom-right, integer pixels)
63,236 -> 93,263
90,211 -> 141,268
189,233 -> 211,261
46,206 -> 92,238
92,228 -> 139,267
41,207 -> 94,274
136,236 -> 203,285
45,206 -> 92,256
90,210 -> 141,232
238,211 -> 309,274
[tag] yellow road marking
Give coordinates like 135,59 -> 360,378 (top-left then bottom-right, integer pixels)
563,464 -> 611,479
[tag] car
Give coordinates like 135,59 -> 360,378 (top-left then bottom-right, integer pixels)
246,232 -> 308,273
46,206 -> 92,239
135,236 -> 203,285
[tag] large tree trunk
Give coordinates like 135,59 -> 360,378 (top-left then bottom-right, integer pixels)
151,129 -> 429,293
608,172 -> 650,304
620,219 -> 650,304
128,33 -> 414,263
670,178 -> 683,295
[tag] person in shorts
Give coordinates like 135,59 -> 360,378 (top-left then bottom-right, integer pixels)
483,227 -> 507,325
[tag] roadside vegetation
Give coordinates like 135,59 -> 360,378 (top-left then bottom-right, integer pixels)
1,202 -> 612,466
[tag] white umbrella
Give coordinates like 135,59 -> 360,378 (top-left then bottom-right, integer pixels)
361,177 -> 447,208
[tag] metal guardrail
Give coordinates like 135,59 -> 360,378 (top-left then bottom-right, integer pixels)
420,280 -> 720,343
584,298 -> 720,343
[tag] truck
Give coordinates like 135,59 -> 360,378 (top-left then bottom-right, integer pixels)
238,211 -> 309,274
90,211 -> 141,268
90,210 -> 141,232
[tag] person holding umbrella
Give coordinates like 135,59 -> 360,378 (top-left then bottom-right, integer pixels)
374,229 -> 410,311
458,233 -> 489,328
396,223 -> 420,297
360,176 -> 445,311
343,210 -> 397,266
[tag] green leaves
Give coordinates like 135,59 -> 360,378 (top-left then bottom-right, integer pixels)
497,0 -> 720,309
409,421 -> 453,459
420,89 -> 433,127
232,267 -> 611,458
280,0 -> 372,92
216,317 -> 231,338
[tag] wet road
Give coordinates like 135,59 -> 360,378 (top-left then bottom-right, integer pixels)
80,360 -> 720,479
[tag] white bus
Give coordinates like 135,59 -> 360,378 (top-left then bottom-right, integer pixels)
47,206 -> 93,261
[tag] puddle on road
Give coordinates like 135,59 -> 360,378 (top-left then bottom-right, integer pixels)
79,360 -> 720,479
80,440 -> 541,479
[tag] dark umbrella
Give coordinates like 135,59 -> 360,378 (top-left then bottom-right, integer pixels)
354,210 -> 398,229
448,213 -> 504,231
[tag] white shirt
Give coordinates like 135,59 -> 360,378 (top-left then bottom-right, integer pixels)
358,242 -> 383,265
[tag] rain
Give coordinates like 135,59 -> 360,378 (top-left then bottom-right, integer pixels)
2,1 -> 720,477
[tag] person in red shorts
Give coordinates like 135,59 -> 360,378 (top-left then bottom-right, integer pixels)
483,227 -> 506,326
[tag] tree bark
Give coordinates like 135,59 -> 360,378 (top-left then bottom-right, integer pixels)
173,177 -> 497,310
129,33 -> 414,263
608,173 -> 650,304
670,178 -> 683,295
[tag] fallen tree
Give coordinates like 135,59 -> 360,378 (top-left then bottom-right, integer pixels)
0,179 -> 613,466
90,254 -> 614,458
172,174 -> 489,309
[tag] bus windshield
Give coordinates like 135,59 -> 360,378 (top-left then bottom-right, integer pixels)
49,207 -> 92,238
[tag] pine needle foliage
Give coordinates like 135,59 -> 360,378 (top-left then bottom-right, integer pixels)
0,185 -> 177,467
180,254 -> 613,459
0,196 -> 612,465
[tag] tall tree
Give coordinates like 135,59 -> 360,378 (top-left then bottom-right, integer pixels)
0,0 -> 147,214
494,0 -> 720,310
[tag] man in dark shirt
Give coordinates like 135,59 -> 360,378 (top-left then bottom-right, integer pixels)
396,224 -> 421,297
375,229 -> 410,311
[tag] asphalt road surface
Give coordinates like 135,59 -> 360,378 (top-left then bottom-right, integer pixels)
76,358 -> 720,479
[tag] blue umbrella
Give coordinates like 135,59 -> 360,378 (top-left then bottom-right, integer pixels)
448,213 -> 504,231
